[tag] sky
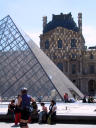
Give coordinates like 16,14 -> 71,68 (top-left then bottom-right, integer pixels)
0,0 -> 96,47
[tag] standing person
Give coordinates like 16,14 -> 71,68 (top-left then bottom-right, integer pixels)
14,95 -> 22,126
47,100 -> 57,124
19,87 -> 35,128
39,102 -> 47,123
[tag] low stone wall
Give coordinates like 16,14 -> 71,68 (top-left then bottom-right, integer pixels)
0,110 -> 14,122
0,111 -> 96,124
56,115 -> 96,124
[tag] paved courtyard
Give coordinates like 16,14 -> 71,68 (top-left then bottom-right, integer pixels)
0,123 -> 96,128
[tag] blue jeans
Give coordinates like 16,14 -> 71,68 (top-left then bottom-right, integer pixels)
39,111 -> 47,122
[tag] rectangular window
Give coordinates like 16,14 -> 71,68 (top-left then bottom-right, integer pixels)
72,64 -> 76,74
65,61 -> 68,72
71,39 -> 76,48
45,40 -> 49,49
89,65 -> 95,74
58,40 -> 62,48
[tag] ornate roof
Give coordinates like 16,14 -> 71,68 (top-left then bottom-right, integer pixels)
43,13 -> 79,34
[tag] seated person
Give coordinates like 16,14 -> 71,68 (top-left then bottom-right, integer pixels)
28,101 -> 38,123
32,101 -> 38,113
64,93 -> 69,103
48,100 -> 57,124
39,102 -> 47,123
88,96 -> 94,103
8,100 -> 15,112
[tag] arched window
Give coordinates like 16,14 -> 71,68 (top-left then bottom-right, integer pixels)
57,63 -> 63,72
71,39 -> 76,48
58,40 -> 62,48
45,40 -> 49,49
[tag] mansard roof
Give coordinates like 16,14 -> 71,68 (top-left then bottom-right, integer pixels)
43,13 -> 79,34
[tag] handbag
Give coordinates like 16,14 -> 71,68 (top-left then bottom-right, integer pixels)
47,114 -> 51,124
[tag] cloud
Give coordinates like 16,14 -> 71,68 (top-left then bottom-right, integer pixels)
83,26 -> 96,47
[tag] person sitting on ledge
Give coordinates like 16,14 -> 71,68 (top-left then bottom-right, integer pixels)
38,102 -> 47,124
8,99 -> 15,124
88,96 -> 94,103
28,101 -> 38,123
47,100 -> 57,124
64,93 -> 69,103
8,99 -> 15,112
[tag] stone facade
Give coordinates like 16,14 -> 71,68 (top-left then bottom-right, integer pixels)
40,13 -> 96,96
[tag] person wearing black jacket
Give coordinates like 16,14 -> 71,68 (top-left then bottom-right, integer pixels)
48,100 -> 57,124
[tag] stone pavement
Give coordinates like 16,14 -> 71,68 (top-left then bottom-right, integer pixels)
0,123 -> 96,128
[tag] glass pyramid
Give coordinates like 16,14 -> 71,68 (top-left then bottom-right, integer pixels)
0,15 -> 83,101
0,15 -> 63,101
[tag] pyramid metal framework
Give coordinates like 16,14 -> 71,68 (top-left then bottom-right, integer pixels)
0,15 -> 83,101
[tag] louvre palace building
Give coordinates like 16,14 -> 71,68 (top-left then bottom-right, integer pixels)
40,12 -> 96,96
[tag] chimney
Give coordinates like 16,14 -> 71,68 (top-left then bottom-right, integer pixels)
78,13 -> 82,34
43,16 -> 47,30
